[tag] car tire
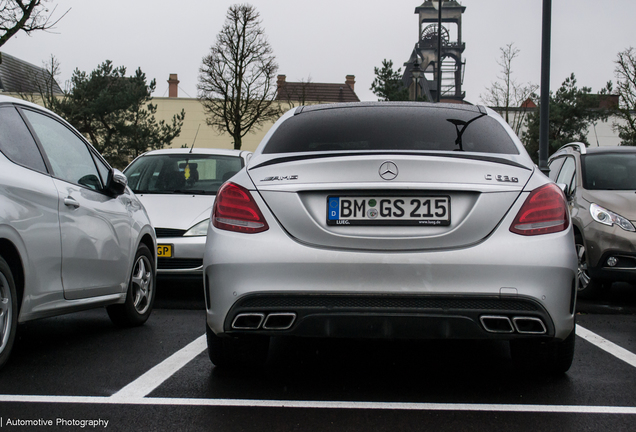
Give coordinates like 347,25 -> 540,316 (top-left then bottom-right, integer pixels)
0,256 -> 18,369
107,244 -> 155,327
510,325 -> 576,374
575,234 -> 604,299
206,324 -> 269,368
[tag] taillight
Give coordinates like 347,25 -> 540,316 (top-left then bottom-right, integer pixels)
212,182 -> 269,233
510,183 -> 569,236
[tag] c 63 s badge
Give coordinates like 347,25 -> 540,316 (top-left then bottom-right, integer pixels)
485,174 -> 519,183
261,175 -> 299,182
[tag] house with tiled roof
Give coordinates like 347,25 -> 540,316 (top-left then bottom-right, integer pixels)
276,75 -> 360,104
0,52 -> 62,94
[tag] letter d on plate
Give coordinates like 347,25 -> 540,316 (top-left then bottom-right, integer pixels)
328,197 -> 340,220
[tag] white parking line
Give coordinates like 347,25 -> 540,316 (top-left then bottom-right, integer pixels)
576,325 -> 636,368
110,335 -> 207,400
1,394 -> 636,414
3,324 -> 636,414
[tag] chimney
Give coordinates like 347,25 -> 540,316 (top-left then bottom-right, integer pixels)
277,74 -> 286,90
599,94 -> 619,109
168,74 -> 179,98
345,75 -> 355,91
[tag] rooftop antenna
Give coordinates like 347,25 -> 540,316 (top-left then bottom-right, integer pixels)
189,124 -> 201,153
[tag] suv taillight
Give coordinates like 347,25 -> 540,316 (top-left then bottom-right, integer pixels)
212,182 -> 269,233
510,183 -> 569,236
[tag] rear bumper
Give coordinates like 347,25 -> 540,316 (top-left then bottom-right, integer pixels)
221,293 -> 556,340
204,221 -> 578,341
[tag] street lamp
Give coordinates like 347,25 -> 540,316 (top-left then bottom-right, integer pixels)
412,60 -> 423,101
432,0 -> 443,102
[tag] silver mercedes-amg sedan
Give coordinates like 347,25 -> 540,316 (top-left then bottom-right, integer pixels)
203,102 -> 578,373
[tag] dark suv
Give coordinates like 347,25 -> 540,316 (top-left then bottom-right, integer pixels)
548,143 -> 636,297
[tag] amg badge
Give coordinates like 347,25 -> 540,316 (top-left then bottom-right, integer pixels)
261,175 -> 299,182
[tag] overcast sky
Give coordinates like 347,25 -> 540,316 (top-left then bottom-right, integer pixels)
4,0 -> 636,104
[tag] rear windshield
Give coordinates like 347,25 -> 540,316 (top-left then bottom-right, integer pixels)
124,154 -> 243,195
582,153 -> 636,190
263,107 -> 519,155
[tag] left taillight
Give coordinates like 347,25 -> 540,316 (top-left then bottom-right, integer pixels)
212,182 -> 269,234
510,183 -> 569,236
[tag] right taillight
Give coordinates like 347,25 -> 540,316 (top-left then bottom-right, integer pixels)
212,182 -> 269,233
510,183 -> 569,236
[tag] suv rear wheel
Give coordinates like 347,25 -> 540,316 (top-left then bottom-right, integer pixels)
575,234 -> 604,299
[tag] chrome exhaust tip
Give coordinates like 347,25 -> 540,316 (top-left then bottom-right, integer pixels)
232,313 -> 265,330
262,313 -> 296,330
480,315 -> 514,333
512,317 -> 547,335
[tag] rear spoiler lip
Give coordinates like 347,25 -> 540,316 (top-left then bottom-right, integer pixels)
248,151 -> 532,171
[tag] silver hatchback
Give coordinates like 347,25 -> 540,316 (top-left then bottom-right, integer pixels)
0,96 -> 156,369
124,148 -> 249,278
203,102 -> 578,373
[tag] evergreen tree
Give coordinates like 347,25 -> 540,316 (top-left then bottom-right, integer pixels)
370,59 -> 409,101
53,60 -> 185,168
523,73 -> 608,162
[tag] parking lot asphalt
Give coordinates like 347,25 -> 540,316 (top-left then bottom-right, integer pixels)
577,282 -> 636,315
0,279 -> 635,431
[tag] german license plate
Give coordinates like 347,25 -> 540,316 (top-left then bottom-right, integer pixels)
157,244 -> 173,258
327,196 -> 451,226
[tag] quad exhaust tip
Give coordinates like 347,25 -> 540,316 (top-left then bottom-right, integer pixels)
263,313 -> 296,330
232,313 -> 265,330
480,315 -> 547,335
512,316 -> 547,334
480,315 -> 514,333
232,312 -> 296,330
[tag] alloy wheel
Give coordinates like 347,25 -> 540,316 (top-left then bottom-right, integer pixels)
576,242 -> 591,291
0,272 -> 12,353
131,255 -> 153,315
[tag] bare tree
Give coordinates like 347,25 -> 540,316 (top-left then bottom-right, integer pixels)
0,0 -> 69,47
16,54 -> 62,110
614,47 -> 636,146
480,43 -> 538,135
279,76 -> 317,108
197,4 -> 279,150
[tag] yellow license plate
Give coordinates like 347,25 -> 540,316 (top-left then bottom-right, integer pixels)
157,244 -> 172,258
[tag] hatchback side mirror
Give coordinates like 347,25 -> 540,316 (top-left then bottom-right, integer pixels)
106,168 -> 128,196
556,183 -> 567,194
556,182 -> 574,201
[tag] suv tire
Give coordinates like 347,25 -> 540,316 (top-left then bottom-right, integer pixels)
575,234 -> 604,299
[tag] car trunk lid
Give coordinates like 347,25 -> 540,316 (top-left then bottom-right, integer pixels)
248,153 -> 533,251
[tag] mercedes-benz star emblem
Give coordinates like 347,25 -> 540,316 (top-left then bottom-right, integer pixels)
379,161 -> 398,181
